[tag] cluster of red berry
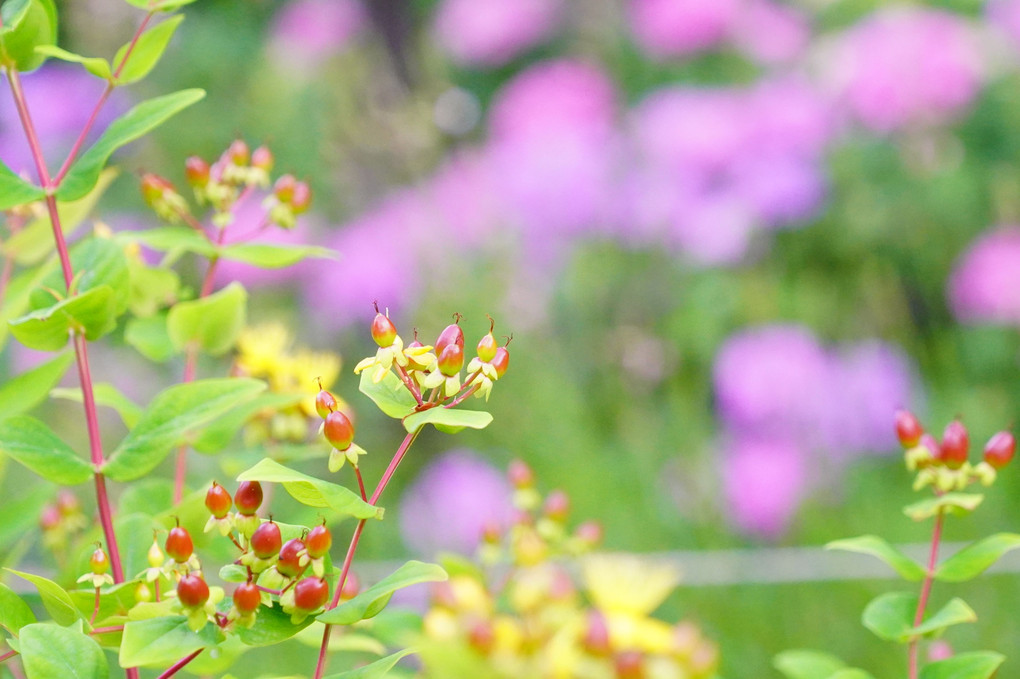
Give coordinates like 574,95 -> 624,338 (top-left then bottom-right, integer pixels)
895,411 -> 1015,490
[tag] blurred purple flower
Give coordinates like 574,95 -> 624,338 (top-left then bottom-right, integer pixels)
722,438 -> 808,539
433,0 -> 564,67
731,0 -> 810,66
399,450 -> 514,556
948,225 -> 1020,325
989,0 -> 1020,49
627,0 -> 739,59
821,7 -> 982,133
214,199 -> 318,289
267,0 -> 366,72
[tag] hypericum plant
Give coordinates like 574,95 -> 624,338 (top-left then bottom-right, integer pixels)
775,411 -> 1018,679
0,0 -> 510,677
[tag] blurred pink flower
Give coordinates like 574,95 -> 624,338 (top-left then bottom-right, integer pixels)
433,0 -> 564,67
988,0 -> 1020,49
267,0 -> 366,72
399,450 -> 514,556
628,0 -> 740,58
731,0 -> 810,65
722,438 -> 808,539
822,7 -> 983,132
948,225 -> 1020,325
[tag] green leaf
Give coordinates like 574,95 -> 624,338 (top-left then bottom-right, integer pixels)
166,282 -> 247,356
317,561 -> 447,625
115,226 -> 216,257
124,313 -> 177,362
829,671 -> 876,679
235,603 -> 314,647
935,533 -> 1020,582
31,237 -> 131,315
33,45 -> 110,79
402,407 -> 492,434
0,163 -> 44,210
358,369 -> 416,419
904,493 -> 984,521
218,564 -> 246,583
51,381 -> 143,429
773,649 -> 847,679
0,352 -> 73,420
236,458 -> 382,520
119,615 -> 222,667
0,0 -> 33,32
9,285 -> 118,350
825,535 -> 926,581
861,591 -> 916,643
0,415 -> 92,484
909,598 -> 976,638
217,242 -> 336,269
6,569 -> 83,626
0,0 -> 57,72
20,622 -> 108,679
324,649 -> 416,679
152,0 -> 198,10
918,652 -> 1006,679
5,168 -> 118,265
127,258 -> 180,318
0,582 -> 36,635
68,580 -> 141,629
192,391 -> 305,454
58,89 -> 206,201
113,14 -> 182,84
0,261 -> 54,351
103,378 -> 265,481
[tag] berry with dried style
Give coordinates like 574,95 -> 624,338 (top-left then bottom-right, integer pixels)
895,410 -> 923,448
941,419 -> 970,469
435,317 -> 465,356
205,482 -> 232,519
184,156 -> 210,187
165,522 -> 194,563
437,343 -> 464,377
315,380 -> 338,418
294,577 -> 330,612
323,410 -> 355,450
233,581 -> 261,614
306,523 -> 332,558
235,481 -> 263,516
492,346 -> 510,378
227,139 -> 250,166
277,538 -> 308,578
251,521 -> 282,559
371,311 -> 397,347
89,546 -> 110,575
984,430 -> 1016,469
177,574 -> 210,608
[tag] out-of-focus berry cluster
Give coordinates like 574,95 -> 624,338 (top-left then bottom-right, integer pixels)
417,460 -> 719,679
895,410 -> 1016,492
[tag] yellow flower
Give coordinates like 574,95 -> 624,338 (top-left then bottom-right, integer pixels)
582,554 -> 680,617
354,334 -> 408,383
236,323 -> 292,378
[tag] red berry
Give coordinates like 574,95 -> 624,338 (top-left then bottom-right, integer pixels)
227,139 -> 250,165
165,525 -> 194,564
371,312 -> 397,347
277,538 -> 307,578
480,521 -> 501,544
941,419 -> 970,469
205,482 -> 232,519
315,389 -> 337,419
507,459 -> 534,489
234,481 -> 263,516
984,431 -> 1016,469
468,620 -> 495,654
233,581 -> 261,614
293,577 -> 329,612
177,574 -> 210,608
543,490 -> 570,522
140,173 -> 172,204
291,181 -> 311,214
340,572 -> 359,601
40,505 -> 60,531
251,145 -> 273,171
250,521 -> 282,559
184,156 -> 210,187
274,174 -> 296,202
435,321 -> 464,357
323,410 -> 355,450
89,546 -> 110,575
615,650 -> 645,679
894,410 -> 923,448
492,346 -> 509,378
57,490 -> 80,515
437,343 -> 464,377
306,524 -> 332,558
583,610 -> 611,656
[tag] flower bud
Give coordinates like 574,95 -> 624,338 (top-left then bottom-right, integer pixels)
894,410 -> 923,448
984,430 -> 1015,469
941,419 -> 969,469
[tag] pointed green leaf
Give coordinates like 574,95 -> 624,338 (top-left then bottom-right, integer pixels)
0,582 -> 36,635
166,282 -> 247,356
33,45 -> 110,79
51,381 -> 143,429
115,225 -> 216,257
825,535 -> 926,581
192,391 -> 305,454
31,236 -> 131,314
0,415 -> 92,484
152,0 -> 198,9
58,89 -> 206,201
402,407 -> 492,434
0,0 -> 33,33
127,258 -> 180,318
935,533 -> 1020,582
317,561 -> 447,625
0,352 -> 73,420
773,650 -> 847,679
235,603 -> 314,647
113,14 -> 183,84
20,622 -> 107,679
919,652 -> 1005,679
119,615 -> 222,668
103,378 -> 265,481
358,369 -> 416,419
0,0 -> 57,72
861,591 -> 916,643
0,158 -> 45,209
124,313 -> 177,362
909,598 -> 976,638
217,242 -> 336,269
218,564 -> 246,583
0,260 -> 58,351
6,569 -> 83,626
9,285 -> 118,350
904,493 -> 984,521
324,649 -> 417,679
236,458 -> 381,520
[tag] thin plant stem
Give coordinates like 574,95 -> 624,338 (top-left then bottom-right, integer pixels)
908,507 -> 945,679
90,625 -> 125,635
312,426 -> 423,679
90,586 -> 101,625
354,465 -> 367,501
0,649 -> 17,663
156,649 -> 203,679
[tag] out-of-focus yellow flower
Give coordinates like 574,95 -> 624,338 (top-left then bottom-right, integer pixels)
236,323 -> 292,377
582,554 -> 680,617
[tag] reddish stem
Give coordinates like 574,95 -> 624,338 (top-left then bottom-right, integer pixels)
354,465 -> 367,502
156,649 -> 203,679
312,426 -> 422,679
0,649 -> 17,663
90,625 -> 125,635
908,508 -> 945,679
90,586 -> 101,625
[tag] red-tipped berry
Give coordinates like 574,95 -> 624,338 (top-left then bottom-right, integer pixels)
89,546 -> 110,575
251,146 -> 273,171
323,410 -> 355,450
274,174 -> 296,203
57,490 -> 80,516
140,173 -> 172,205
583,610 -> 611,656
895,410 -> 923,448
294,577 -> 329,612
184,156 -> 210,187
291,181 -> 311,214
615,650 -> 645,679
277,538 -> 308,578
371,312 -> 397,347
437,343 -> 464,377
234,481 -> 263,516
468,620 -> 495,654
233,581 -> 261,614
492,346 -> 509,378
508,459 -> 534,489
984,431 -> 1016,469
306,523 -> 332,558
315,386 -> 338,419
205,482 -> 232,519
165,523 -> 194,564
435,320 -> 464,356
543,490 -> 570,522
251,521 -> 282,559
941,419 -> 969,469
227,139 -> 250,166
177,574 -> 210,608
